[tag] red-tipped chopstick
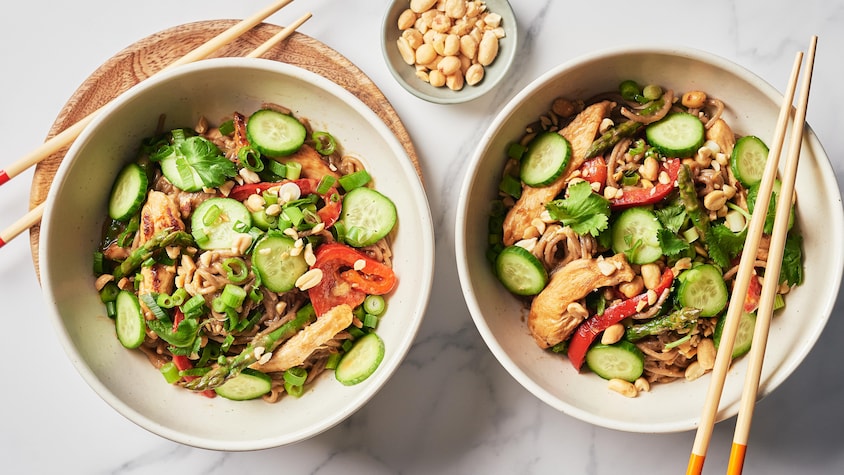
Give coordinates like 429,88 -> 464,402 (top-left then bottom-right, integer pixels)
685,42 -> 811,475
0,0 -> 295,187
725,35 -> 817,475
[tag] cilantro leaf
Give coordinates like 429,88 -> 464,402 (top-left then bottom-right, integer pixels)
147,316 -> 199,348
706,224 -> 747,269
657,229 -> 690,257
655,204 -> 687,233
780,232 -> 804,286
178,136 -> 238,188
545,181 -> 611,236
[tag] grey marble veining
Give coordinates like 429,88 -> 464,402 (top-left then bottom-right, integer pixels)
1,0 -> 842,474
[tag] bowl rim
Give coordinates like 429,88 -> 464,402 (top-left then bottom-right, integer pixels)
39,57 -> 435,450
380,0 -> 518,104
455,44 -> 844,432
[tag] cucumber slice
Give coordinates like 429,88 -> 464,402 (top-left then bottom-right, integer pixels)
495,245 -> 548,296
340,187 -> 397,247
645,112 -> 705,158
214,368 -> 273,400
115,290 -> 145,349
191,198 -> 252,250
714,311 -> 756,359
677,264 -> 728,317
731,136 -> 769,187
611,207 -> 663,264
585,340 -> 645,382
108,163 -> 148,221
246,109 -> 307,157
335,332 -> 385,386
251,235 -> 308,292
520,132 -> 571,187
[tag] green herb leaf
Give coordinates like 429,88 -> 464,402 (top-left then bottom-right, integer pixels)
177,136 -> 238,189
706,224 -> 747,269
780,232 -> 804,286
546,181 -> 611,236
147,316 -> 199,348
657,229 -> 690,257
655,203 -> 687,233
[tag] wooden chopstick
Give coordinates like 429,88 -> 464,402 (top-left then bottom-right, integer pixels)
0,10 -> 311,249
686,37 -> 816,475
0,0 -> 295,187
725,35 -> 817,475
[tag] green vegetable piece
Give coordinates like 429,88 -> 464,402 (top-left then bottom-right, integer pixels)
112,230 -> 194,280
645,112 -> 705,158
585,340 -> 645,382
585,120 -> 643,159
545,180 -> 611,237
626,307 -> 701,341
335,332 -> 385,386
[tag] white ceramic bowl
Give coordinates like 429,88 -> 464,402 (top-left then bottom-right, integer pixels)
40,58 -> 434,450
455,46 -> 843,433
381,0 -> 517,104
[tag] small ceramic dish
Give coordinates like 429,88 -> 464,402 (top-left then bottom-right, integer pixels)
381,0 -> 517,104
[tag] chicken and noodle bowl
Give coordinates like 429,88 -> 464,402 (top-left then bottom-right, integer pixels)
488,80 -> 804,397
94,103 -> 399,402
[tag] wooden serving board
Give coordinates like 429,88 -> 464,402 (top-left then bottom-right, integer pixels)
28,20 -> 420,275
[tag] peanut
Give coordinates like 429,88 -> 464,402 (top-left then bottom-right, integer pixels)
640,263 -> 662,290
608,378 -> 638,398
682,90 -> 708,109
410,0 -> 437,13
465,63 -> 485,85
601,323 -> 625,345
477,30 -> 499,66
397,37 -> 416,65
446,72 -> 464,91
397,9 -> 417,30
438,55 -> 462,76
619,276 -> 645,299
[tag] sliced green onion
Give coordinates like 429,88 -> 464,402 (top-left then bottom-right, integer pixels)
642,84 -> 663,101
218,119 -> 235,136
193,228 -> 209,245
157,288 -> 187,309
93,251 -> 105,275
312,131 -> 337,155
222,258 -> 249,283
220,284 -> 247,309
338,170 -> 371,191
507,142 -> 526,160
232,220 -> 250,233
316,175 -> 337,195
282,206 -> 304,226
283,367 -> 308,386
117,214 -> 140,247
332,220 -> 347,243
325,352 -> 342,370
267,159 -> 287,178
285,161 -> 302,180
202,204 -> 222,226
99,281 -> 120,303
499,174 -> 522,199
262,190 -> 279,205
179,367 -> 211,377
773,293 -> 785,311
341,340 -> 355,352
363,313 -> 379,329
160,362 -> 181,384
181,294 -> 207,319
621,172 -> 640,187
212,296 -> 228,313
348,326 -> 366,339
363,295 -> 386,316
225,307 -> 240,331
238,146 -> 264,172
682,227 -> 700,243
222,334 -> 235,352
140,293 -> 168,321
284,381 -> 305,398
105,300 -> 117,319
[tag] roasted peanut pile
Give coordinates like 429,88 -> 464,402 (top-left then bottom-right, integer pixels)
396,0 -> 505,91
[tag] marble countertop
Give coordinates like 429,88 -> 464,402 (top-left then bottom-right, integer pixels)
1,0 -> 843,473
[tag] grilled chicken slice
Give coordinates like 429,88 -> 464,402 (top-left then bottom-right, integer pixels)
706,118 -> 736,157
253,304 -> 354,373
503,101 -> 613,245
138,190 -> 185,318
528,253 -> 634,349
273,143 -> 340,181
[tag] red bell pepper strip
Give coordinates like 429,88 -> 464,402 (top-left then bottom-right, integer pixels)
567,267 -> 674,371
308,242 -> 397,317
743,274 -> 762,313
228,178 -> 342,228
609,159 -> 681,209
578,157 -> 608,193
171,310 -> 216,398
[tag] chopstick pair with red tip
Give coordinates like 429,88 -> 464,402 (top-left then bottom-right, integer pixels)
686,35 -> 818,475
0,2 -> 312,249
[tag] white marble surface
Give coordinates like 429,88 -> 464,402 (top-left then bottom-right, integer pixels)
1,0 -> 842,473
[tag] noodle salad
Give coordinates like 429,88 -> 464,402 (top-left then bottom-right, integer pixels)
488,80 -> 804,397
93,104 -> 399,402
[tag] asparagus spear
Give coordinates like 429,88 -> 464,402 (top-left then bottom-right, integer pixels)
112,230 -> 194,280
677,164 -> 710,241
182,303 -> 316,391
584,120 -> 643,159
625,307 -> 701,341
